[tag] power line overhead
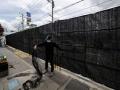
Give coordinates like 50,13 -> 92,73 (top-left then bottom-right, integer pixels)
54,0 -> 84,13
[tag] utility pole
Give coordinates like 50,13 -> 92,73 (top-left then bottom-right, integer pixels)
46,0 -> 55,33
21,13 -> 24,30
19,12 -> 24,31
52,0 -> 54,33
52,0 -> 54,24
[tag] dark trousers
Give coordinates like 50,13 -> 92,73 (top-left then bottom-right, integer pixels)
45,56 -> 54,72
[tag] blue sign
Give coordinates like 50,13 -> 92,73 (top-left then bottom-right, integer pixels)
26,12 -> 31,17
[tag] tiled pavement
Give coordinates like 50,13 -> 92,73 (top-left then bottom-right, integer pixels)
0,47 -> 113,90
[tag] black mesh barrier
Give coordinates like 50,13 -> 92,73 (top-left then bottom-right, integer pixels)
6,6 -> 120,90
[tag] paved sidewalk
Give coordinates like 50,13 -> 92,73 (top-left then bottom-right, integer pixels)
0,47 -> 35,90
0,47 -> 34,76
0,47 -> 113,90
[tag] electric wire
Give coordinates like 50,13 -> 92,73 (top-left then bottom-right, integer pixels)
36,0 -> 84,22
54,0 -> 84,13
57,0 -> 113,19
37,0 -> 113,24
33,0 -> 113,27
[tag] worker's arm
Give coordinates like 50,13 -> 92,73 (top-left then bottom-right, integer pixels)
37,42 -> 45,47
54,43 -> 62,51
33,42 -> 45,50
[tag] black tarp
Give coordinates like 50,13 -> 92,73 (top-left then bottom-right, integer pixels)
6,6 -> 120,90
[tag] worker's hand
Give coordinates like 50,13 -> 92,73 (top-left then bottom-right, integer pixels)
33,45 -> 37,50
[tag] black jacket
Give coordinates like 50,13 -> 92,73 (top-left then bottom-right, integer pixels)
37,41 -> 61,57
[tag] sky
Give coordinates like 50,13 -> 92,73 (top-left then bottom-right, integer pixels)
0,0 -> 120,33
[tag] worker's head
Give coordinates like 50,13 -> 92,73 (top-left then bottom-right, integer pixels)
47,35 -> 52,40
46,35 -> 52,41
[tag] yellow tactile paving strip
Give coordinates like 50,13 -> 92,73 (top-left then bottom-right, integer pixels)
8,46 -> 31,59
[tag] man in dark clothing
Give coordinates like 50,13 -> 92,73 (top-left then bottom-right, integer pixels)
34,35 -> 61,74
